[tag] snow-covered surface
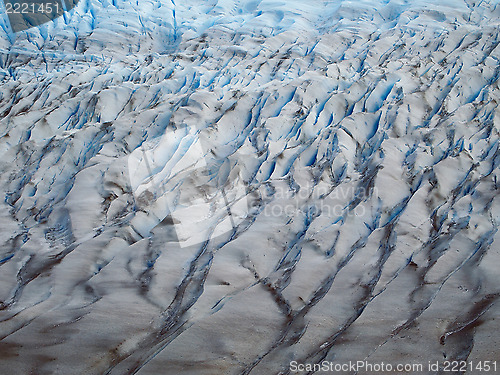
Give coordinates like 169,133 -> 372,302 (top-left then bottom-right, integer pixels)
0,0 -> 499,374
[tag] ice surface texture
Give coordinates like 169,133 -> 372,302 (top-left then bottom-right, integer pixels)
0,0 -> 499,374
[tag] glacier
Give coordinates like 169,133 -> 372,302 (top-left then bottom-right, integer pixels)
0,0 -> 499,374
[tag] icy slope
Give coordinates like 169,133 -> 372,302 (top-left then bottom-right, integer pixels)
0,0 -> 499,374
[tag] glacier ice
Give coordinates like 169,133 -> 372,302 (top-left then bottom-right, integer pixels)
0,0 -> 499,374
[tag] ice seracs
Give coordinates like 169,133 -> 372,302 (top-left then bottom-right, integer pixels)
0,0 -> 499,374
